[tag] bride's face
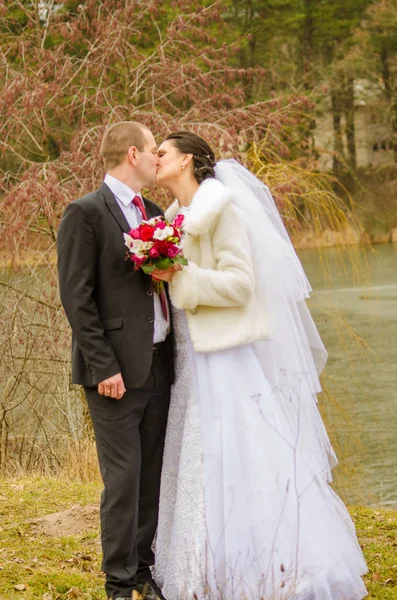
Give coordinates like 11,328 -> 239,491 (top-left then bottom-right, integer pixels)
156,140 -> 186,187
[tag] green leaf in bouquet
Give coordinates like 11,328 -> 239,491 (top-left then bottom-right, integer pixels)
142,264 -> 155,274
176,256 -> 188,266
153,257 -> 172,270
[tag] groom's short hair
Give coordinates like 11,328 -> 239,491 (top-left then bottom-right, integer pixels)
101,121 -> 150,170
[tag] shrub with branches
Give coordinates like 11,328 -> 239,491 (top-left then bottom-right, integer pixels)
0,0 -> 357,476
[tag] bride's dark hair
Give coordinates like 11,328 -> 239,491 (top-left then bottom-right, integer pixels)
164,131 -> 216,184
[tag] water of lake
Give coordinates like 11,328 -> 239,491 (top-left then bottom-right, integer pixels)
298,243 -> 397,507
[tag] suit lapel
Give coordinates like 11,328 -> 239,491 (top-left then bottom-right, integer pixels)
101,183 -> 131,233
101,183 -> 158,231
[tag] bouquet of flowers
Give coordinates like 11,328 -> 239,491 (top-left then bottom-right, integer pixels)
123,214 -> 187,292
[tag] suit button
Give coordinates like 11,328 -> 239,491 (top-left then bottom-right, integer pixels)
190,308 -> 197,315
147,289 -> 153,297
147,316 -> 154,324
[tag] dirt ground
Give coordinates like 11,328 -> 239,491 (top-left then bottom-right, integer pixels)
27,504 -> 100,538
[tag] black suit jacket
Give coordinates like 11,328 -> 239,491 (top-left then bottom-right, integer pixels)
57,183 -> 173,388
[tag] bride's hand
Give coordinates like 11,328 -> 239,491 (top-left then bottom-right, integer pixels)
151,264 -> 183,282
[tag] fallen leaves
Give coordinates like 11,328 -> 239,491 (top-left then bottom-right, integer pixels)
371,571 -> 395,585
14,581 -> 102,599
65,588 -> 83,598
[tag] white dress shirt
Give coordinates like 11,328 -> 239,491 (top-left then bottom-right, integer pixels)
104,174 -> 169,343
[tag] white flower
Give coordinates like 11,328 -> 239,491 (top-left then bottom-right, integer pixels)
123,233 -> 134,250
124,235 -> 152,256
132,241 -> 153,258
146,217 -> 160,225
131,239 -> 146,253
153,225 -> 174,240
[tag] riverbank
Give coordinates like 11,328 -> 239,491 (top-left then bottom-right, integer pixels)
0,477 -> 396,599
292,225 -> 397,249
290,171 -> 397,249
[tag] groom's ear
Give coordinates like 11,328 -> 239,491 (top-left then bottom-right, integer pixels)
127,146 -> 138,165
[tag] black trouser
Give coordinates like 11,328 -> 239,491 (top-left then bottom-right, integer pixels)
84,344 -> 171,599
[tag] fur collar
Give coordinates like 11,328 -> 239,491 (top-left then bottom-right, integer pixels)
165,178 -> 232,236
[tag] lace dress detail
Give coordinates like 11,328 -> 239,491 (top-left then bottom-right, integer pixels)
154,309 -> 208,599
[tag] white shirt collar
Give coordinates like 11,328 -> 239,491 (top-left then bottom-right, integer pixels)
104,174 -> 141,207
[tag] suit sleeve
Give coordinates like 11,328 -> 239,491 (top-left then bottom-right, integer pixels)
169,204 -> 255,310
57,202 -> 121,384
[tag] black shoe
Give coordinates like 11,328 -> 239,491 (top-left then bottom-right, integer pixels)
113,592 -> 144,600
137,580 -> 165,600
113,593 -> 144,600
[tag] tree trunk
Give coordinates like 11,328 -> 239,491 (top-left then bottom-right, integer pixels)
380,46 -> 397,160
235,0 -> 257,101
380,46 -> 391,100
344,76 -> 356,169
0,414 -> 8,474
331,86 -> 345,172
302,0 -> 315,89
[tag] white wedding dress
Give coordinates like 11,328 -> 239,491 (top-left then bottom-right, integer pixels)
154,161 -> 368,599
153,308 -> 368,600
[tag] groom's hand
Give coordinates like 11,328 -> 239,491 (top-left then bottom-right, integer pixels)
98,373 -> 126,399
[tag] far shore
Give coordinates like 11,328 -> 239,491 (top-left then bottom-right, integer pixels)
292,224 -> 397,250
0,227 -> 396,270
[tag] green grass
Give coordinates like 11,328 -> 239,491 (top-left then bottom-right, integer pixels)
0,477 -> 396,599
0,477 -> 105,599
352,505 -> 397,599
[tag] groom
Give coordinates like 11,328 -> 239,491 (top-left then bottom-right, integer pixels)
57,122 -> 173,600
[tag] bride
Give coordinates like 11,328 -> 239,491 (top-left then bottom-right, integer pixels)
151,131 -> 368,600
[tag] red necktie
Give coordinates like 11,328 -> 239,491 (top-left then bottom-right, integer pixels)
132,195 -> 147,220
132,195 -> 168,321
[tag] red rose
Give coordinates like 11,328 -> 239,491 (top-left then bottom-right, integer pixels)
152,240 -> 168,256
140,224 -> 155,241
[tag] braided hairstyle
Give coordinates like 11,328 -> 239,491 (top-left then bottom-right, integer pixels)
164,131 -> 216,184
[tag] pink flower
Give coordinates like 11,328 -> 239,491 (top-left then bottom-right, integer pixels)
130,228 -> 141,240
149,246 -> 160,258
166,244 -> 180,258
131,255 -> 145,267
173,214 -> 185,228
172,226 -> 181,240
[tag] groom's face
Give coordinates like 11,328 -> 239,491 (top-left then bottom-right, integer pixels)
135,129 -> 159,188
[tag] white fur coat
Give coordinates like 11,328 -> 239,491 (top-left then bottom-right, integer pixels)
165,178 -> 268,353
